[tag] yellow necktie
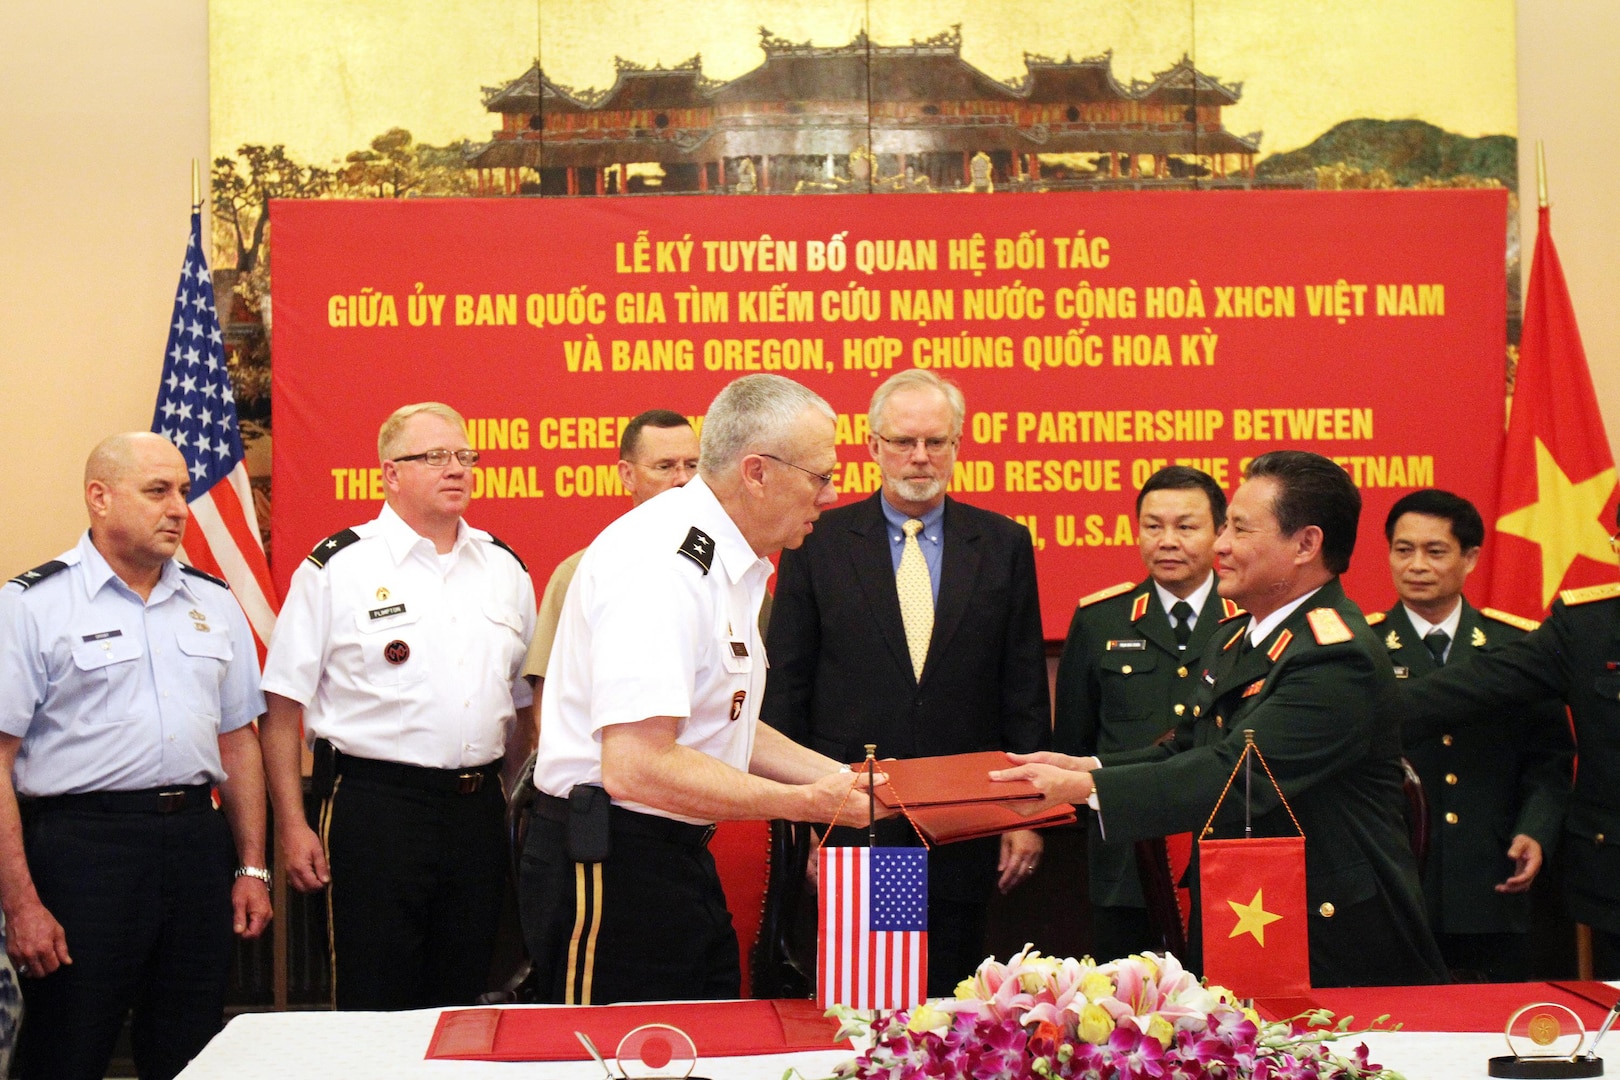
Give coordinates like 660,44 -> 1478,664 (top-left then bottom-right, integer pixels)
897,518 -> 934,681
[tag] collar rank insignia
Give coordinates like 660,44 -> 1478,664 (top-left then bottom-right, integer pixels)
1266,628 -> 1294,662
1130,593 -> 1151,622
1242,679 -> 1265,698
1306,607 -> 1353,645
1471,626 -> 1487,647
1385,629 -> 1402,651
1220,598 -> 1244,619
677,526 -> 715,575
1222,625 -> 1247,651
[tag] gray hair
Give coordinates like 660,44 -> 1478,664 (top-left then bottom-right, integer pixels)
377,402 -> 466,463
868,370 -> 965,437
699,375 -> 835,479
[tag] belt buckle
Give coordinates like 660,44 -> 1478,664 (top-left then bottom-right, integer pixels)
456,773 -> 483,795
156,790 -> 187,813
699,824 -> 717,846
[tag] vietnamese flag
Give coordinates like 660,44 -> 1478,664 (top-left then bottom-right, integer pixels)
1482,204 -> 1620,617
1198,836 -> 1310,997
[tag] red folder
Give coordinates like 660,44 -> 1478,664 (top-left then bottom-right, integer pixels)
906,800 -> 1076,844
856,750 -> 1041,809
425,999 -> 850,1061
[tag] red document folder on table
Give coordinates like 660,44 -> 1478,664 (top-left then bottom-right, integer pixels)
906,800 -> 1076,845
860,750 -> 1040,809
425,998 -> 850,1061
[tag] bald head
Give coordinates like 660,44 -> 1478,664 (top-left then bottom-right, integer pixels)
85,432 -> 185,488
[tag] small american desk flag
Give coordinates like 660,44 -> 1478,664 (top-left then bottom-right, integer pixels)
818,847 -> 928,1010
151,207 -> 278,658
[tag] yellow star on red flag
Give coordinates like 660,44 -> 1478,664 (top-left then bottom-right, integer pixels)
1494,437 -> 1617,608
1226,888 -> 1283,946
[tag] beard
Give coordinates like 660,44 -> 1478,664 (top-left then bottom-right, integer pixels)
887,473 -> 945,504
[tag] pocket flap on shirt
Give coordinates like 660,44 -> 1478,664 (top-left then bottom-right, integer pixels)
71,635 -> 143,670
177,628 -> 233,661
481,602 -> 524,634
356,605 -> 421,634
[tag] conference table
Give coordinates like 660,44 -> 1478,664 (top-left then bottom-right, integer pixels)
178,982 -> 1620,1079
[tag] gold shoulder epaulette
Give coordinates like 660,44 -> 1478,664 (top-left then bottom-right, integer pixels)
1561,582 -> 1620,607
1480,607 -> 1540,632
1077,581 -> 1135,609
1305,607 -> 1354,645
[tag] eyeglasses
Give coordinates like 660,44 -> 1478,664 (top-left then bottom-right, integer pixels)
393,448 -> 480,468
873,433 -> 957,456
761,453 -> 835,492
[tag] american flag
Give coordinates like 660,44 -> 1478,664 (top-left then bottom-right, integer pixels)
818,847 -> 928,1011
151,208 -> 278,659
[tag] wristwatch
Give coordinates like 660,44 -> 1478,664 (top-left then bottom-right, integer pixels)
235,865 -> 272,884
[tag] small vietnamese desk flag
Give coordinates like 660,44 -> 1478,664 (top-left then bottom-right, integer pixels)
1483,203 -> 1619,617
818,847 -> 928,1011
152,206 -> 280,659
1199,835 -> 1310,997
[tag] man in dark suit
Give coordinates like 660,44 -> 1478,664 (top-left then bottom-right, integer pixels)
1371,489 -> 1570,982
1054,466 -> 1239,959
997,451 -> 1444,987
762,369 -> 1049,996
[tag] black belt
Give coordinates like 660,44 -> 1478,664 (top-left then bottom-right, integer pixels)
532,792 -> 717,847
25,784 -> 213,815
336,753 -> 500,796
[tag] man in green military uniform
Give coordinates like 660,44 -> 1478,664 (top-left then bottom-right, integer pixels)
1054,466 -> 1239,959
1403,504 -> 1620,975
1371,490 -> 1571,981
997,451 -> 1445,987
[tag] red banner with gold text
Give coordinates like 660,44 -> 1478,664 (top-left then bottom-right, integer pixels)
270,190 -> 1507,638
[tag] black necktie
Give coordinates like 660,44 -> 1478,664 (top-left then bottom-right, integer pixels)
1171,600 -> 1194,650
1423,628 -> 1450,665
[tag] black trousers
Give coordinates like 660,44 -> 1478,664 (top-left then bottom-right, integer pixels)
15,801 -> 234,1080
1090,904 -> 1159,964
519,810 -> 740,1005
322,767 -> 507,1010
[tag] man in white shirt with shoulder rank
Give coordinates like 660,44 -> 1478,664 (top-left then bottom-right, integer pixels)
261,402 -> 536,1010
523,374 -> 885,1005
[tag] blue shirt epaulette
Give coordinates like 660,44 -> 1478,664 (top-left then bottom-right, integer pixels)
180,564 -> 230,590
306,528 -> 361,569
677,526 -> 715,575
7,560 -> 67,590
484,533 -> 527,572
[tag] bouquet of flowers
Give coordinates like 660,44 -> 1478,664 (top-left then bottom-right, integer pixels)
820,947 -> 1402,1080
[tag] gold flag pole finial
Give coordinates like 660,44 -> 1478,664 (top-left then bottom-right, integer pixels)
1536,141 -> 1548,210
191,158 -> 201,209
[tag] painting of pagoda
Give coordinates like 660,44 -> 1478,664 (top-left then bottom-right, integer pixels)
467,26 -> 1262,197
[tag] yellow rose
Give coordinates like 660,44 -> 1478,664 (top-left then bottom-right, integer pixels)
1080,971 -> 1114,1003
1145,1014 -> 1174,1048
954,977 -> 980,1001
1077,1004 -> 1115,1044
907,1003 -> 950,1034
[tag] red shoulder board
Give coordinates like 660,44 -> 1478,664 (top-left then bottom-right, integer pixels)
1266,628 -> 1294,662
1306,607 -> 1354,645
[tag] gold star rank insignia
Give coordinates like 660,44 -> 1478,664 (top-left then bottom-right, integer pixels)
1227,888 -> 1284,946
1385,629 -> 1402,651
1471,626 -> 1487,648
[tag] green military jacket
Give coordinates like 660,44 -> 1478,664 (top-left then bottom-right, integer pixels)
1403,582 -> 1620,933
1373,601 -> 1571,935
1094,578 -> 1445,988
1053,577 -> 1237,907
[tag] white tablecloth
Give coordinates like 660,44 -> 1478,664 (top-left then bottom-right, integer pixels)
176,1006 -> 1545,1080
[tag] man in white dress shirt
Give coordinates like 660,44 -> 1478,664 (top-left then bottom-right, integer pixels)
261,402 -> 536,1010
